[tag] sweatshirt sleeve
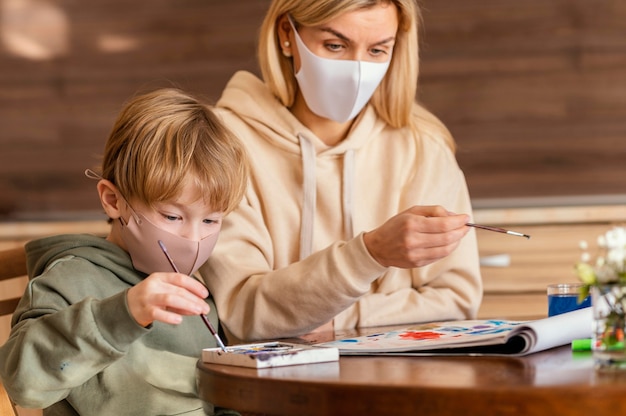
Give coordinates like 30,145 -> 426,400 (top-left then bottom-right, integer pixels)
0,265 -> 148,409
202,99 -> 482,342
334,172 -> 483,329
201,198 -> 388,341
332,134 -> 482,329
202,161 -> 481,342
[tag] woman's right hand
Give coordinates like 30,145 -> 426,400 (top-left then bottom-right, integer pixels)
126,272 -> 211,327
363,205 -> 470,269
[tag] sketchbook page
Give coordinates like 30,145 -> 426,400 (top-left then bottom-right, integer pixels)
318,319 -> 528,354
319,308 -> 593,357
515,307 -> 592,355
202,341 -> 339,369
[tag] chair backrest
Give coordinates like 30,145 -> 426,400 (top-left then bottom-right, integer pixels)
0,245 -> 26,416
0,381 -> 18,416
0,245 -> 28,317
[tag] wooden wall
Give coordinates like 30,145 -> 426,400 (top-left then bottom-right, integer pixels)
1,0 -> 626,221
420,0 -> 626,201
0,0 -> 268,220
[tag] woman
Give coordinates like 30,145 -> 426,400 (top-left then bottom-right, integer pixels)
200,0 -> 482,341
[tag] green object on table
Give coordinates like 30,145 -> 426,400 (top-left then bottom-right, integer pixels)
571,338 -> 592,352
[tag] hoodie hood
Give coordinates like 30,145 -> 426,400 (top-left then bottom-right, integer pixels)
25,233 -> 140,285
216,71 -> 389,259
217,71 -> 388,156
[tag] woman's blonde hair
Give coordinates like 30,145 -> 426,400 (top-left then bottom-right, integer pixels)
257,0 -> 453,150
100,88 -> 248,214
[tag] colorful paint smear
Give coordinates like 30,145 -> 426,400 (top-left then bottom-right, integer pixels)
221,342 -> 303,359
399,331 -> 443,341
321,319 -> 525,352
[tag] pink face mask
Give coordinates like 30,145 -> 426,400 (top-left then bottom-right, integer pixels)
115,210 -> 219,276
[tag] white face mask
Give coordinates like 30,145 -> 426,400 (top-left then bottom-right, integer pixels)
290,17 -> 391,123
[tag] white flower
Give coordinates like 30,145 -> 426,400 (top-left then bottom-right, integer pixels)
604,227 -> 626,250
576,226 -> 626,286
607,248 -> 626,270
597,266 -> 618,283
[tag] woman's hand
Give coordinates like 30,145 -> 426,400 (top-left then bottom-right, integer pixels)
363,205 -> 470,268
127,273 -> 210,327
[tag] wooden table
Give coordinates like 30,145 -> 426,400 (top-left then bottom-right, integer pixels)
196,330 -> 626,416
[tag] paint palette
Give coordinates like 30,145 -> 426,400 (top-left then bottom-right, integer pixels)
202,341 -> 339,368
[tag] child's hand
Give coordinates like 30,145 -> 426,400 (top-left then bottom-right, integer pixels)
127,272 -> 211,327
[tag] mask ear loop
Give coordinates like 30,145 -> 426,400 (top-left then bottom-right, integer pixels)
84,168 -> 102,181
84,169 -> 142,225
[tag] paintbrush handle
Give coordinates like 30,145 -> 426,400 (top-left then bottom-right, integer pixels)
200,314 -> 227,351
158,240 -> 228,351
466,223 -> 531,239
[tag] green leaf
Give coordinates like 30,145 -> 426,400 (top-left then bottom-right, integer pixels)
575,263 -> 596,285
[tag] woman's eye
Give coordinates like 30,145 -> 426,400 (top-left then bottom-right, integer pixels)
325,42 -> 343,52
370,48 -> 386,57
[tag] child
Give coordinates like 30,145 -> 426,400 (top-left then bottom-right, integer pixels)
0,88 -> 248,415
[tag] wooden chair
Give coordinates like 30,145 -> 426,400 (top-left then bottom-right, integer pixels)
0,244 -> 28,416
1,380 -> 18,416
0,245 -> 28,316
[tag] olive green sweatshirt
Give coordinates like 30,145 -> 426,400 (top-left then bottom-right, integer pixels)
0,234 -> 235,416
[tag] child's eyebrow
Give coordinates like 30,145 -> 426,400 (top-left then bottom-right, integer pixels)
155,201 -> 187,213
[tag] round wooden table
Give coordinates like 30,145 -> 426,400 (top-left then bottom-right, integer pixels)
196,344 -> 626,415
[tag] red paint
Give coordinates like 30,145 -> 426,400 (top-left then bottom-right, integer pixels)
399,331 -> 442,340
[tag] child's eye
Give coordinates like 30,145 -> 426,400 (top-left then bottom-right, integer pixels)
163,214 -> 181,222
203,218 -> 220,225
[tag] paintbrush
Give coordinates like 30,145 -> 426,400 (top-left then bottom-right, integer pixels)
466,223 -> 530,239
158,240 -> 228,352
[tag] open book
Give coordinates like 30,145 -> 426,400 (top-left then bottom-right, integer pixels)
318,307 -> 592,356
202,341 -> 339,368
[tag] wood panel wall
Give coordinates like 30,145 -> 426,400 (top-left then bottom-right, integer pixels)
1,0 -> 626,221
0,0 -> 268,220
419,0 -> 626,201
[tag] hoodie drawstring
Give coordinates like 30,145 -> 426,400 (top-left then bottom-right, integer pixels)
298,134 -> 316,261
297,134 -> 355,260
342,149 -> 355,241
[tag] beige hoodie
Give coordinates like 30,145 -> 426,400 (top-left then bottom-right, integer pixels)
200,71 -> 482,341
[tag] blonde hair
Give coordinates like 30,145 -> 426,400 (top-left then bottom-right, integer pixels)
257,0 -> 454,150
100,88 -> 248,214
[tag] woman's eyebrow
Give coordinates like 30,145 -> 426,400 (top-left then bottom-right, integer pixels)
372,36 -> 396,47
318,27 -> 395,46
319,27 -> 350,41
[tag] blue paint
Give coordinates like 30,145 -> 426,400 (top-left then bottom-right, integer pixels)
548,294 -> 591,317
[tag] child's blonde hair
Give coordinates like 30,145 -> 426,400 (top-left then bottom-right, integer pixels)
100,88 -> 248,214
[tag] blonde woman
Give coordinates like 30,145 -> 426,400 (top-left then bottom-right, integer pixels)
201,0 -> 482,341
